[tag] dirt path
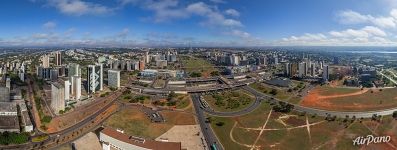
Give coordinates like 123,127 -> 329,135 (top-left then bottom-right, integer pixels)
305,116 -> 312,145
249,109 -> 272,150
229,122 -> 254,148
317,88 -> 369,99
240,121 -> 325,131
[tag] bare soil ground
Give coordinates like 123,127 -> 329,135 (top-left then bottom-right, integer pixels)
155,125 -> 206,150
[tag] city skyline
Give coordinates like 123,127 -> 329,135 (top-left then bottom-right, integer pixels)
1,0 -> 397,47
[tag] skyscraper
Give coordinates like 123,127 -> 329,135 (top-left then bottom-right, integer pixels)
310,63 -> 316,77
285,63 -> 291,77
42,55 -> 50,68
298,62 -> 307,78
68,63 -> 80,77
139,60 -> 145,71
55,51 -> 62,66
71,76 -> 81,100
108,70 -> 121,89
87,63 -> 103,94
145,51 -> 150,63
323,65 -> 329,82
51,82 -> 65,113
64,80 -> 70,101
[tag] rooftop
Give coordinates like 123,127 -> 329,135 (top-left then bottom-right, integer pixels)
101,127 -> 181,150
0,102 -> 17,112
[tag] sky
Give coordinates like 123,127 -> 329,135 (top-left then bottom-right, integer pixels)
1,0 -> 397,47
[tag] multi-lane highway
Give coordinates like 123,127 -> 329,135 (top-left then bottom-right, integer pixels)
191,94 -> 223,150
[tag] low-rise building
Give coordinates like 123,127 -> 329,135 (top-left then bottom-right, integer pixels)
0,102 -> 19,132
100,127 -> 181,150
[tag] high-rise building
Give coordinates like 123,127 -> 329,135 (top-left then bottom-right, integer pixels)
5,78 -> 10,89
51,82 -> 65,113
55,51 -> 62,66
68,63 -> 80,77
50,69 -> 58,81
145,51 -> 150,64
298,62 -> 307,78
108,70 -> 120,89
323,65 -> 329,82
87,63 -> 103,94
284,63 -> 291,77
42,55 -> 50,68
139,60 -> 145,71
310,63 -> 316,77
64,80 -> 70,101
71,76 -> 81,100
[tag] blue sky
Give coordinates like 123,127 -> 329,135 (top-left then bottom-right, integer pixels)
0,0 -> 397,47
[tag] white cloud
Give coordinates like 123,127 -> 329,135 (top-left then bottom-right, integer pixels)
225,9 -> 240,17
372,17 -> 396,28
390,9 -> 397,19
186,2 -> 242,27
42,21 -> 56,29
337,10 -> 371,24
228,29 -> 250,38
281,26 -> 393,46
46,0 -> 113,16
337,9 -> 397,28
361,26 -> 387,37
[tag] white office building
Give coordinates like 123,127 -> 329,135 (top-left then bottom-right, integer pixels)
71,76 -> 81,100
108,70 -> 120,89
87,63 -> 103,94
64,80 -> 70,101
51,82 -> 65,113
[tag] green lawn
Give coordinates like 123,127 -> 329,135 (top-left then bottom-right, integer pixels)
324,88 -> 397,111
175,95 -> 191,109
180,56 -> 216,77
249,83 -> 290,100
209,116 -> 247,150
203,90 -> 255,112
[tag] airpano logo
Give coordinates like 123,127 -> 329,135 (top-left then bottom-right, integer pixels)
353,135 -> 391,146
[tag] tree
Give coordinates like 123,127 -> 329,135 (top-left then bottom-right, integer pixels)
167,91 -> 177,101
210,71 -> 220,76
190,72 -> 202,77
216,122 -> 225,126
393,111 -> 397,119
41,116 -> 52,123
269,89 -> 278,95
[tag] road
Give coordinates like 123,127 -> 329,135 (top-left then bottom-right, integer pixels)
379,71 -> 397,85
244,85 -> 397,118
199,88 -> 263,117
191,94 -> 223,150
0,87 -> 124,150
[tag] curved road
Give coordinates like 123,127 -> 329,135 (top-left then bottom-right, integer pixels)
194,92 -> 263,117
243,85 -> 397,119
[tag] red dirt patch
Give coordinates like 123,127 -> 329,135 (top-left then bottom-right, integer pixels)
285,117 -> 306,126
300,86 -> 397,111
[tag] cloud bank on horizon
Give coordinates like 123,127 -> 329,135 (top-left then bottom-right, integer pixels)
1,0 -> 397,47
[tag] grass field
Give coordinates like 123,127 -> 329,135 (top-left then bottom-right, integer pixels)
302,85 -> 397,111
203,89 -> 255,112
249,82 -> 291,100
208,101 -> 397,150
104,108 -> 196,139
329,88 -> 397,110
180,56 -> 216,77
175,95 -> 191,109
